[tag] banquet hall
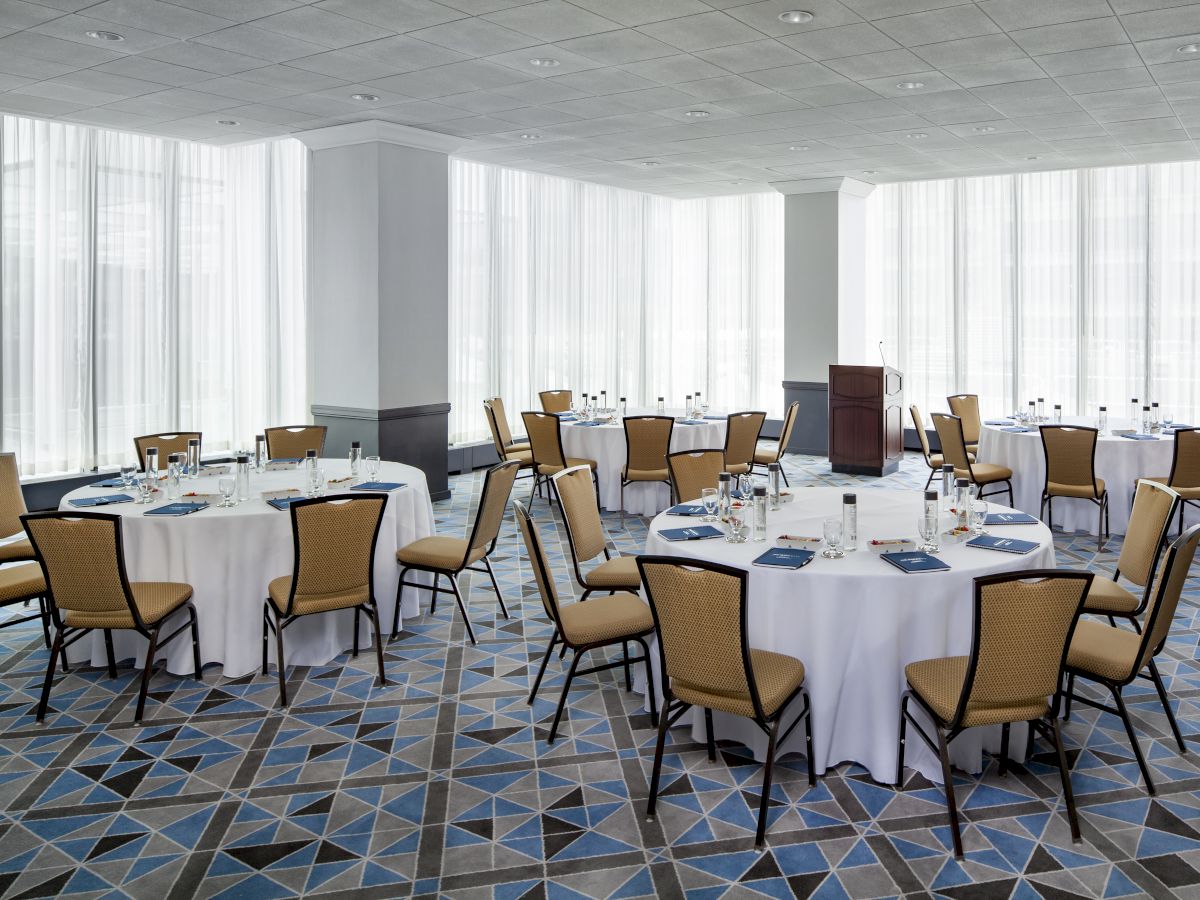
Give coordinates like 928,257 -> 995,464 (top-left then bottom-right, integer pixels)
1,0 -> 1200,896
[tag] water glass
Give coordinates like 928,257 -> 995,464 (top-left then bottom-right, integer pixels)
120,464 -> 137,491
701,487 -> 719,522
138,474 -> 155,504
971,500 -> 987,536
725,503 -> 748,544
821,517 -> 844,559
917,515 -> 939,553
307,465 -> 322,497
218,477 -> 237,507
366,455 -> 381,482
737,473 -> 753,499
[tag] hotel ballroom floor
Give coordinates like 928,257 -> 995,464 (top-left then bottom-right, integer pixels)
0,452 -> 1198,899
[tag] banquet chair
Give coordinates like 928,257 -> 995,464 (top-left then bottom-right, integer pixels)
22,511 -> 202,723
0,453 -> 35,564
521,411 -> 596,511
1063,525 -> 1200,796
539,390 -> 572,414
724,411 -> 766,476
1142,427 -> 1200,535
1039,425 -> 1109,552
483,399 -> 532,473
947,394 -> 982,456
394,460 -> 518,645
264,495 -> 388,707
897,570 -> 1092,858
264,425 -> 327,460
1082,480 -> 1178,627
133,432 -> 201,472
931,413 -> 1013,507
639,556 -> 815,848
553,465 -> 641,599
620,415 -> 674,526
515,501 -> 656,744
667,449 -> 725,505
750,401 -> 798,485
911,405 -> 973,490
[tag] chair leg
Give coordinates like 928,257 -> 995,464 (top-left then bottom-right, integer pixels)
367,602 -> 388,687
647,698 -> 672,819
622,640 -> 631,691
529,633 -> 558,705
896,694 -> 910,788
448,575 -> 477,645
274,615 -> 289,708
1064,672 -> 1075,721
188,606 -> 202,681
262,602 -> 270,676
756,717 -> 781,848
619,481 -> 625,529
482,557 -> 509,619
803,692 -> 816,787
547,650 -> 582,744
391,567 -> 410,641
352,606 -> 361,658
36,630 -> 63,723
1147,658 -> 1187,755
104,629 -> 117,679
134,627 -> 160,723
38,597 -> 51,650
635,636 -> 658,727
1049,717 -> 1082,843
998,722 -> 1010,777
1112,686 -> 1155,795
704,707 -> 717,762
936,725 -> 964,859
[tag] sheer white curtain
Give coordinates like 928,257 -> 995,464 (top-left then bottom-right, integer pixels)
449,158 -> 783,445
0,115 -> 307,476
866,160 -> 1200,425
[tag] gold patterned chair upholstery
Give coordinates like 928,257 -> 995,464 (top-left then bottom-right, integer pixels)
932,413 -> 1013,507
23,511 -> 202,723
553,465 -> 640,600
0,453 -> 34,564
751,401 -> 798,484
667,449 -> 725,505
521,411 -> 596,510
483,398 -> 532,472
947,394 -> 982,456
1040,425 -> 1109,551
1143,427 -> 1200,535
133,432 -> 201,472
911,405 -> 973,490
0,559 -> 53,659
538,390 -> 572,413
897,570 -> 1092,858
639,556 -> 815,847
1064,525 -> 1200,796
515,501 -> 656,744
620,415 -> 674,526
394,460 -> 518,645
264,425 -> 327,460
264,495 -> 388,707
723,411 -> 766,477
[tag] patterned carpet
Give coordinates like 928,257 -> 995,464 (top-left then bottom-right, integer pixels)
1,452 -> 1199,899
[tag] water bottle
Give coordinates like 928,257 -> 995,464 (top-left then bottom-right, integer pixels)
166,453 -> 182,501
1130,398 -> 1139,424
657,396 -> 665,414
685,394 -> 693,417
1142,405 -> 1151,434
255,434 -> 267,473
955,478 -> 971,531
1027,400 -> 1036,422
1151,402 -> 1160,431
591,395 -> 598,415
600,390 -> 607,411
941,464 -> 955,512
1053,404 -> 1062,424
187,438 -> 200,480
752,485 -> 767,542
1037,397 -> 1045,420
842,493 -> 857,552
145,447 -> 159,482
718,472 -> 732,521
619,396 -> 627,418
924,489 -> 939,535
305,449 -> 318,495
1098,405 -> 1108,434
236,453 -> 251,503
350,440 -> 362,478
768,462 -> 781,510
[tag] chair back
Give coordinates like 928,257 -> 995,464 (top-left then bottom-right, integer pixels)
952,570 -> 1093,729
467,461 -> 520,558
1136,524 -> 1200,675
947,395 -> 981,444
1168,428 -> 1200,490
638,557 -> 764,718
134,432 -> 201,471
482,399 -> 507,456
513,501 -> 564,629
776,401 -> 799,455
265,425 -> 327,459
931,414 -> 972,473
539,390 -> 572,413
522,411 -> 567,470
22,512 -> 136,624
0,453 -> 28,538
724,411 -> 766,469
1118,480 -> 1180,588
910,406 -> 935,465
552,465 -> 605,563
284,495 -> 386,616
1039,425 -> 1100,496
624,416 -> 674,477
667,450 -> 725,504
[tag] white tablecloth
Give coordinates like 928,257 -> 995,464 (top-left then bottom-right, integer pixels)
977,416 -> 1177,535
642,486 -> 1055,784
560,410 -> 728,516
58,459 -> 434,677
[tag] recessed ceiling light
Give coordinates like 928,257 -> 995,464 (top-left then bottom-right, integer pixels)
86,29 -> 123,41
974,125 -> 996,133
788,145 -> 809,151
683,109 -> 710,118
641,160 -> 660,167
907,132 -> 927,139
351,93 -> 379,102
529,57 -> 560,67
216,119 -> 239,126
729,180 -> 744,185
519,132 -> 541,140
896,81 -> 924,90
1177,43 -> 1199,54
777,10 -> 814,24
862,170 -> 878,175
1025,155 -> 1040,160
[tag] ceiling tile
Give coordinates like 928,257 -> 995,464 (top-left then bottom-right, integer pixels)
1120,6 -> 1200,41
410,16 -> 536,55
913,34 -> 1026,68
1074,85 -> 1165,109
786,81 -> 878,104
0,0 -> 66,31
824,48 -> 928,80
161,0 -> 301,21
486,44 -> 601,76
496,78 -> 589,104
314,0 -> 462,33
723,0 -> 864,37
1033,45 -> 1144,76
1007,18 -> 1129,56
1108,0 -> 1200,11
1148,58 -> 1200,84
921,103 -> 1002,124
743,62 -> 848,91
368,59 -> 531,97
193,23 -> 325,61
491,104 -> 581,125
713,91 -> 806,114
0,31 -> 125,67
143,40 -> 266,75
235,63 -> 346,92
779,23 -> 899,60
568,0 -> 708,27
139,86 -> 235,110
191,74 -> 297,102
1090,102 -> 1176,122
81,0 -> 233,40
484,0 -> 618,42
978,0 -> 1111,31
437,89 -> 525,112
343,34 -> 469,69
674,73 -> 773,99
286,50 -> 399,81
857,71 -> 961,96
30,14 -> 178,52
637,11 -> 764,52
438,0 -> 537,12
1055,66 -> 1154,93
692,39 -> 809,74
253,6 -> 396,49
93,55 -> 215,86
1135,33 -> 1200,65
0,49 -> 80,78
556,29 -> 677,64
873,6 -> 1000,47
943,58 -> 1046,88
12,79 -> 128,106
551,66 -> 655,94
840,0 -> 972,18
0,92 -> 88,115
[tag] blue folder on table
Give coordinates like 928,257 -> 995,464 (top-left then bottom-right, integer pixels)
703,415 -> 725,420
676,420 -> 702,425
985,511 -> 1038,526
665,503 -> 706,516
1001,426 -> 1033,433
557,416 -> 578,422
268,496 -> 303,510
572,421 -> 601,427
658,525 -> 722,542
985,420 -> 1015,426
752,547 -> 814,570
145,502 -> 209,517
70,493 -> 135,507
88,477 -> 127,488
351,482 -> 405,492
269,457 -> 303,464
966,534 -> 1039,555
880,551 -> 950,573
1121,433 -> 1159,440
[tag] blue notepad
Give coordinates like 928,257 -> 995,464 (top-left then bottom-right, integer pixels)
145,502 -> 209,517
573,421 -> 601,427
1122,433 -> 1159,440
985,420 -> 1015,426
270,457 -> 304,463
351,481 -> 405,492
703,415 -> 725,420
753,547 -> 814,570
268,496 -> 304,510
985,511 -> 1039,526
967,534 -> 1039,555
557,416 -> 578,422
880,551 -> 950,573
1002,427 -> 1033,433
70,494 -> 135,507
666,503 -> 706,516
658,525 -> 723,542
676,420 -> 701,425
89,477 -> 127,488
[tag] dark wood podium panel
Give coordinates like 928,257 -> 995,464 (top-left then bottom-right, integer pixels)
828,364 -> 903,476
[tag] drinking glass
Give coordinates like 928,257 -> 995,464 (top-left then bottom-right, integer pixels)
307,465 -> 322,497
971,501 -> 987,536
1164,411 -> 1175,429
701,487 -> 719,522
219,477 -> 237,507
138,474 -> 155,504
821,517 -> 844,559
366,455 -> 381,482
917,515 -> 939,553
725,503 -> 748,543
737,473 -> 753,499
120,464 -> 137,491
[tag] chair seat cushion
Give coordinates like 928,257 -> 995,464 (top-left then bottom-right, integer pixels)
559,592 -> 653,646
673,649 -> 805,719
1067,619 -> 1141,683
930,453 -> 976,469
538,457 -> 597,476
1047,478 -> 1105,499
0,563 -> 44,606
1141,476 -> 1200,500
504,448 -> 533,466
966,443 -> 979,455
0,537 -> 34,564
65,582 -> 192,629
269,576 -> 370,616
905,655 -> 1048,728
624,467 -> 668,483
1082,576 -> 1139,615
581,555 -> 641,590
397,536 -> 484,571
753,446 -> 778,465
726,462 -> 751,476
508,441 -> 530,453
955,463 -> 1012,484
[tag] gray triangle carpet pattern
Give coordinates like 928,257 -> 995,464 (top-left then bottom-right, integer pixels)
1,453 -> 1199,898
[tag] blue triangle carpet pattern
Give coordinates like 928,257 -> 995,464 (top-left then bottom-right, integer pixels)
1,453 -> 1200,898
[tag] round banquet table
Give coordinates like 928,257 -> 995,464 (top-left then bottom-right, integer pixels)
977,416 -> 1179,536
58,459 -> 434,678
641,486 -> 1056,784
560,409 -> 727,516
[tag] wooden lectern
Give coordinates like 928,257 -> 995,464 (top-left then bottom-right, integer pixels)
828,365 -> 904,476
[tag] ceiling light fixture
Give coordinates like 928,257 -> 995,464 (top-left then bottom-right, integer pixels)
862,170 -> 878,175
351,93 -> 379,102
974,125 -> 996,133
641,160 -> 660,167
216,119 -> 239,126
519,132 -> 541,140
907,132 -> 927,139
1177,43 -> 1199,54
684,109 -> 710,118
778,10 -> 814,24
86,29 -> 123,41
529,57 -> 560,67
788,145 -> 809,151
895,81 -> 924,90
1025,155 -> 1040,160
